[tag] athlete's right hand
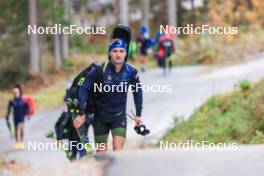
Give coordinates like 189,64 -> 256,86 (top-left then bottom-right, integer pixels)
134,116 -> 142,126
73,115 -> 86,129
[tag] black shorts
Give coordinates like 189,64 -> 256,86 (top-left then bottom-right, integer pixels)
14,117 -> 24,128
140,47 -> 148,56
158,57 -> 166,68
93,112 -> 127,144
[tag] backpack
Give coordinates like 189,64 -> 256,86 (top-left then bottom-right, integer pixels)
55,111 -> 72,140
55,111 -> 89,141
157,37 -> 174,58
66,61 -> 108,114
163,40 -> 173,57
22,95 -> 35,116
111,25 -> 131,61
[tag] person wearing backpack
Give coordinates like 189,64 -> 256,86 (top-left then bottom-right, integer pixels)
156,34 -> 175,76
72,37 -> 143,152
5,84 -> 30,150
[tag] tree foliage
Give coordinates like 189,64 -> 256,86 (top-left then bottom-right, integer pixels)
209,0 -> 264,28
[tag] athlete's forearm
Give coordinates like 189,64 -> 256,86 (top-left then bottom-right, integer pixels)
5,101 -> 11,120
131,72 -> 143,116
133,90 -> 143,116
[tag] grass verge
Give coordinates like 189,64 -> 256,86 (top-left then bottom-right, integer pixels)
162,79 -> 264,144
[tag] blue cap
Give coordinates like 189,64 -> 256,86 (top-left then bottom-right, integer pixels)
140,26 -> 147,33
108,39 -> 127,52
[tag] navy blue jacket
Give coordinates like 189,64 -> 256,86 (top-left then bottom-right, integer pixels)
78,61 -> 143,117
6,96 -> 29,124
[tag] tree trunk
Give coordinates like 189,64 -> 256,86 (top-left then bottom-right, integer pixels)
191,0 -> 195,13
28,0 -> 40,75
61,0 -> 71,60
202,0 -> 209,22
118,0 -> 129,26
167,0 -> 177,45
54,0 -> 62,70
142,0 -> 149,29
61,34 -> 69,60
167,0 -> 177,27
54,32 -> 62,70
80,0 -> 86,27
191,0 -> 195,23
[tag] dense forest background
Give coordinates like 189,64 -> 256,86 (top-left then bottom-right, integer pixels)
0,0 -> 263,89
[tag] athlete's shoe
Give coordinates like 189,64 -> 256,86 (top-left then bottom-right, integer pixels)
14,142 -> 20,149
19,142 -> 25,150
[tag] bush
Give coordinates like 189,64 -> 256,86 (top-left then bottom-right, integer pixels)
62,58 -> 75,68
0,61 -> 29,89
174,35 -> 219,65
239,80 -> 251,91
250,130 -> 264,144
0,45 -> 29,89
70,35 -> 108,54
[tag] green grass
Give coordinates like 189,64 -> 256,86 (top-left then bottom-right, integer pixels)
162,79 -> 264,144
34,82 -> 66,112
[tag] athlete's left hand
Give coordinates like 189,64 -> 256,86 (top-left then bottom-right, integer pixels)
134,116 -> 142,126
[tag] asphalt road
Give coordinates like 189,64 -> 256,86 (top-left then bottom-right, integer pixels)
1,56 -> 264,175
106,145 -> 264,176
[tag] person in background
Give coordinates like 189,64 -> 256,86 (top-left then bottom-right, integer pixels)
6,84 -> 29,150
155,34 -> 174,75
136,26 -> 152,72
